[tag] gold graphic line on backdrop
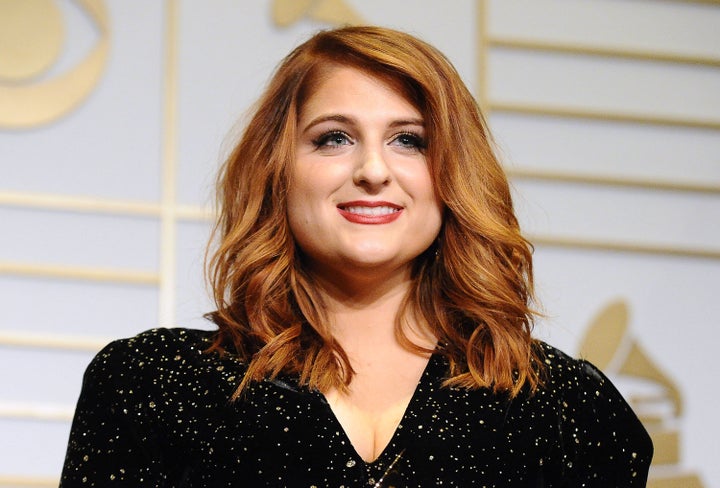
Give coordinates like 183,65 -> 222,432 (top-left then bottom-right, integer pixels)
673,0 -> 720,4
0,190 -> 215,220
508,169 -> 720,195
0,0 -> 110,128
0,329 -> 110,352
158,0 -> 180,326
0,476 -> 57,488
529,234 -> 720,261
0,190 -> 159,217
490,101 -> 720,131
0,402 -> 74,422
0,261 -> 159,285
475,0 -> 489,111
489,37 -> 720,67
272,0 -> 363,27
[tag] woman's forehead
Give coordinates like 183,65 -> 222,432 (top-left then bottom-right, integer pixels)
298,61 -> 424,117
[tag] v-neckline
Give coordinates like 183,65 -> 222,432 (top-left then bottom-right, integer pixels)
315,352 -> 442,466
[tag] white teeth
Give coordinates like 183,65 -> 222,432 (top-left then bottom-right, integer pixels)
344,206 -> 399,216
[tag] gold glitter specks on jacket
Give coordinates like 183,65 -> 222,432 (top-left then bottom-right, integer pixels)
60,327 -> 653,487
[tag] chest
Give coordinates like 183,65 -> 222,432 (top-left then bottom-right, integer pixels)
169,377 -> 562,487
322,354 -> 430,463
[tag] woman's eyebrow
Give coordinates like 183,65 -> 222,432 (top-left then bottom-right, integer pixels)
388,118 -> 425,128
301,114 -> 355,133
301,115 -> 425,134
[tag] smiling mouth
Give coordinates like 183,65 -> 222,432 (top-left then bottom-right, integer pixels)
342,205 -> 401,216
336,202 -> 403,224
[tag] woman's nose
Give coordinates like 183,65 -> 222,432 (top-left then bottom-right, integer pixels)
353,146 -> 391,190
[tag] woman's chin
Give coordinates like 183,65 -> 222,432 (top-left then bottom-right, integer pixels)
337,253 -> 416,276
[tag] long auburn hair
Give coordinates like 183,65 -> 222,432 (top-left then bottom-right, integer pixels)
206,25 -> 542,398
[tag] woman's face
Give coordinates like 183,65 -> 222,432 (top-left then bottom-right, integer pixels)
287,65 -> 442,282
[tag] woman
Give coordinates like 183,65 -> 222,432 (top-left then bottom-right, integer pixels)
61,26 -> 652,486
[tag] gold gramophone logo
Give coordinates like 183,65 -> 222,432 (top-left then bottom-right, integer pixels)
579,300 -> 704,487
271,0 -> 363,27
0,0 -> 110,129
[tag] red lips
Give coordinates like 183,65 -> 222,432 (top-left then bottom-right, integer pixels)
337,201 -> 403,224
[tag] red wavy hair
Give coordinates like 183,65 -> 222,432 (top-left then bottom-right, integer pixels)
206,25 -> 542,398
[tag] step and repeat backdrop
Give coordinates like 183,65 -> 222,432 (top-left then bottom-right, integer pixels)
1,0 -> 719,486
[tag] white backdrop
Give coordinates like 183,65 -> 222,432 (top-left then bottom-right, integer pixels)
1,1 -> 719,486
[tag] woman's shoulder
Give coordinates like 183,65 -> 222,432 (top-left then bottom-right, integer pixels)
513,340 -> 654,483
83,327 -> 244,398
529,340 -> 654,478
89,327 -> 216,371
530,340 -> 637,410
534,340 -> 610,387
529,340 -> 653,438
98,327 -> 215,356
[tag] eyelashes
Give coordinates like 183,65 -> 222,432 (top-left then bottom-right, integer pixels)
312,130 -> 352,148
393,131 -> 427,151
311,130 -> 427,152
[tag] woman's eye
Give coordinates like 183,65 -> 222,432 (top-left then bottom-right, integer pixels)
313,131 -> 352,148
392,132 -> 426,151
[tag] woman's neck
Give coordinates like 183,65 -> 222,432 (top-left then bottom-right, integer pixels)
309,268 -> 435,357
